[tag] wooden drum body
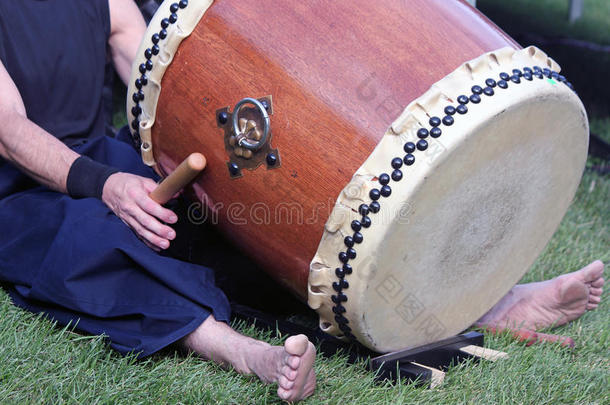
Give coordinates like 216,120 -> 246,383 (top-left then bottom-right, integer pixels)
127,0 -> 588,352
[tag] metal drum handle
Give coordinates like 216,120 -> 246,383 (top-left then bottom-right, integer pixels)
232,97 -> 270,151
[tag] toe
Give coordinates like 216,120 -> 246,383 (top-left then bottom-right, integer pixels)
287,355 -> 301,370
589,287 -> 603,296
589,295 -> 601,305
282,365 -> 297,381
591,277 -> 605,288
284,334 -> 309,356
279,375 -> 295,390
581,261 -> 605,282
277,387 -> 291,401
277,337 -> 316,402
586,302 -> 598,310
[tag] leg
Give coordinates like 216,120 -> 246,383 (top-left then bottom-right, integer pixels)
477,260 -> 604,330
182,316 -> 316,402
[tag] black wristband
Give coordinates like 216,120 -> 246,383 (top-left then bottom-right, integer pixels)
66,156 -> 120,199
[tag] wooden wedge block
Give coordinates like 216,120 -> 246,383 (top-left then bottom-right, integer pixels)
410,362 -> 445,389
459,344 -> 508,361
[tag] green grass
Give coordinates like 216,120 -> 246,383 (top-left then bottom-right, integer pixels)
3,0 -> 609,403
1,164 -> 608,404
1,126 -> 607,404
479,0 -> 610,45
478,0 -> 610,117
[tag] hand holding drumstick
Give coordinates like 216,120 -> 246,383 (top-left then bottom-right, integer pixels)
149,152 -> 206,205
102,153 -> 206,251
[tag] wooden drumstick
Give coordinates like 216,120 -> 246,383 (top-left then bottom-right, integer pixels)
149,153 -> 206,204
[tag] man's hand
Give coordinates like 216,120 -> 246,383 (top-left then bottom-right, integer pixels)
102,172 -> 178,251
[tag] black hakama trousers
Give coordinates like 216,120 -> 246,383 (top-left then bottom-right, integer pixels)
0,132 -> 231,357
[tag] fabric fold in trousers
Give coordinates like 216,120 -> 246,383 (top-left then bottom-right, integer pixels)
0,130 -> 231,357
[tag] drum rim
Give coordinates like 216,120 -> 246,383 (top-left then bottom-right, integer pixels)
126,0 -> 215,167
307,45 -> 587,350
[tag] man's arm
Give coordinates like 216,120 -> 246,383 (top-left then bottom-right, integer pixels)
0,62 -> 78,192
0,60 -> 176,250
108,0 -> 147,86
0,0 -> 147,190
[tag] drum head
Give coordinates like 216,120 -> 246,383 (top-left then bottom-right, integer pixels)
308,47 -> 588,352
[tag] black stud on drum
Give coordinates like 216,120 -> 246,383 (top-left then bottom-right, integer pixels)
392,169 -> 403,181
417,128 -> 429,139
227,161 -> 241,178
379,173 -> 390,185
404,142 -> 416,153
266,152 -> 278,166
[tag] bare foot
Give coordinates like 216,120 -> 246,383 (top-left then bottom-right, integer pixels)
477,260 -> 605,330
247,335 -> 316,402
183,318 -> 316,402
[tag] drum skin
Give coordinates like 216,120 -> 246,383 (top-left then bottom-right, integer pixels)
150,0 -> 519,299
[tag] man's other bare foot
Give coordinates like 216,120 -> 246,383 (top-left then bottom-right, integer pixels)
183,317 -> 316,402
248,335 -> 316,402
477,260 -> 604,330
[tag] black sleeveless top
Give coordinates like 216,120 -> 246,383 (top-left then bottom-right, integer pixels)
0,0 -> 110,146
